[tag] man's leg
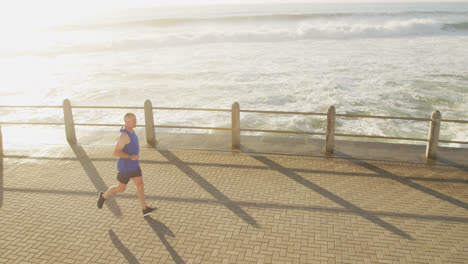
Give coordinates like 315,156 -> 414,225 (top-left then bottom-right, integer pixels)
97,182 -> 126,209
131,176 -> 147,210
103,182 -> 127,199
132,176 -> 156,216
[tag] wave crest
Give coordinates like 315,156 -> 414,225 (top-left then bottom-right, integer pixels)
444,22 -> 468,30
296,18 -> 447,38
5,17 -> 468,56
52,10 -> 468,30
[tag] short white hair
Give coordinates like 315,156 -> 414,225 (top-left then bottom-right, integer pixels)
124,112 -> 135,121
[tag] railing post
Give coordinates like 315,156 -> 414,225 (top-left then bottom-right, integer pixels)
144,99 -> 156,146
232,102 -> 240,149
0,125 -> 3,208
326,105 -> 336,153
63,99 -> 77,145
426,110 -> 441,160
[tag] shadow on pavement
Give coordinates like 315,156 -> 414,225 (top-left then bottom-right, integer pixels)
70,143 -> 123,217
5,154 -> 466,184
335,151 -> 468,210
145,216 -> 185,264
109,230 -> 140,264
245,150 -> 413,240
0,125 -> 3,208
156,148 -> 260,228
437,157 -> 468,173
0,143 -> 3,208
4,186 -> 468,224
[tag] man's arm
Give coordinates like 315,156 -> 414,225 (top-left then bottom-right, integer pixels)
113,133 -> 138,160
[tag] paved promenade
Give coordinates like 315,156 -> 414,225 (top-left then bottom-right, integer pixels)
1,142 -> 467,263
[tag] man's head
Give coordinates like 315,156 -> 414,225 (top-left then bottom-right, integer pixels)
124,113 -> 137,128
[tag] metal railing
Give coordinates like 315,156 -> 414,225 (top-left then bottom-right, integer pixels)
0,99 -> 467,160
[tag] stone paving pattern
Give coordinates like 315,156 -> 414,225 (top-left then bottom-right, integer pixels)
1,144 -> 467,263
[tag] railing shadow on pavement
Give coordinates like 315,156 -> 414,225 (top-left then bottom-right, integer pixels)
153,147 -> 260,228
69,143 -> 123,217
145,216 -> 185,264
3,145 -> 468,227
242,147 -> 414,240
0,149 -> 3,209
5,186 -> 468,224
0,152 -> 3,209
109,230 -> 140,264
334,151 -> 468,211
0,125 -> 3,208
4,154 -> 467,184
437,157 -> 468,173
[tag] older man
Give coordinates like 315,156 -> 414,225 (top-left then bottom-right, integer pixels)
97,113 -> 156,216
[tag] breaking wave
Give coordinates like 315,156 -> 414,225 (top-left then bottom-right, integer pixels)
3,10 -> 468,57
50,19 -> 468,53
52,11 -> 468,30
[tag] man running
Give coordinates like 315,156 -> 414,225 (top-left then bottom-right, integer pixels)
97,112 -> 156,216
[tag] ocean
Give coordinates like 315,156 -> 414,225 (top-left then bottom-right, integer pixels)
0,2 -> 467,147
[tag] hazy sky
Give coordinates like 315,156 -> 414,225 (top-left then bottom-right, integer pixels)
87,0 -> 468,6
3,0 -> 468,12
104,0 -> 468,5
5,0 -> 468,9
98,0 -> 468,4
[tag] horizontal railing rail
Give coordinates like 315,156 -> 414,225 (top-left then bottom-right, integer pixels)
3,104 -> 465,123
240,110 -> 327,116
336,113 -> 430,122
0,100 -> 467,159
0,122 -> 65,126
0,105 -> 63,109
440,119 -> 468,124
155,125 -> 231,131
154,107 -> 231,112
74,123 -> 144,127
241,128 -> 327,136
335,133 -> 429,142
439,139 -> 468,144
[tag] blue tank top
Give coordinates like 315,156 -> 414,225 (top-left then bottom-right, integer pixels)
117,128 -> 140,173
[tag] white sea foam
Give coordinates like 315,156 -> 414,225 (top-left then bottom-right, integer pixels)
0,3 -> 467,147
2,10 -> 468,56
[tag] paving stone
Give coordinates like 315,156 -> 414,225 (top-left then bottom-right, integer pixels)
0,144 -> 467,263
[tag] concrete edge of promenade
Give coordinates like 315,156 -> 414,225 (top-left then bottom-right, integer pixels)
2,131 -> 467,168
149,132 -> 468,167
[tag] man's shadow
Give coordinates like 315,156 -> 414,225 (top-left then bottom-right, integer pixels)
109,230 -> 140,264
145,216 -> 185,264
70,143 -> 122,217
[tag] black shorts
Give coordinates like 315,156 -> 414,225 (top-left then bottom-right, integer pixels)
117,167 -> 142,184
